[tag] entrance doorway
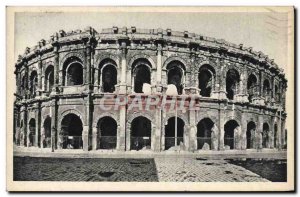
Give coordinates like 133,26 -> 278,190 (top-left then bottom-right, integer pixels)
130,117 -> 151,150
164,117 -> 184,150
61,113 -> 83,149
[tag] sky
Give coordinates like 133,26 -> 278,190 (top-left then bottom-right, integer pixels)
15,10 -> 289,70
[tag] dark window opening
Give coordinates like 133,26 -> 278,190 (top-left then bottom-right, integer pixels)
66,63 -> 83,86
102,65 -> 117,93
165,117 -> 184,150
167,69 -> 183,95
198,65 -> 215,97
43,116 -> 51,148
263,79 -> 271,102
167,61 -> 185,95
63,57 -> 84,86
197,118 -> 214,149
226,69 -> 240,100
28,118 -> 36,147
224,120 -> 239,149
246,121 -> 256,149
247,74 -> 257,102
131,117 -> 151,150
133,65 -> 151,93
45,66 -> 54,92
29,71 -> 38,98
61,113 -> 83,149
262,123 -> 270,148
97,117 -> 117,149
274,124 -> 278,148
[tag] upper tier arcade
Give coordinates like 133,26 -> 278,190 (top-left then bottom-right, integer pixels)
14,26 -> 287,111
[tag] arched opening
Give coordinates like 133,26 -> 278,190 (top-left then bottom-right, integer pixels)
224,120 -> 239,149
197,118 -> 214,150
132,59 -> 151,93
274,123 -> 278,148
263,79 -> 271,101
247,74 -> 257,102
63,57 -> 83,86
130,116 -> 151,150
43,116 -> 51,148
246,121 -> 256,149
45,65 -> 54,93
97,117 -> 117,149
99,59 -> 118,93
165,117 -> 184,150
61,113 -> 83,149
102,65 -> 117,93
262,123 -> 270,148
198,65 -> 215,97
226,69 -> 240,100
167,61 -> 185,95
29,71 -> 38,98
28,118 -> 36,147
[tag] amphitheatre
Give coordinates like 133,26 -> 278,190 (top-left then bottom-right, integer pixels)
13,26 -> 287,152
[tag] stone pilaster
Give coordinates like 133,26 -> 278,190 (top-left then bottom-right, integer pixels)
281,118 -> 286,149
278,109 -> 283,150
211,58 -> 227,99
271,76 -> 276,106
93,66 -> 99,93
240,112 -> 247,150
234,126 -> 242,150
256,115 -> 264,149
51,98 -> 58,151
188,109 -> 197,152
156,43 -> 163,93
85,39 -> 92,88
82,126 -> 89,151
183,125 -> 189,151
41,126 -> 45,148
92,127 -> 97,150
153,106 -> 162,152
119,106 -> 126,151
125,121 -> 131,151
21,106 -> 27,147
211,124 -> 219,150
35,103 -> 41,147
83,93 -> 92,151
218,105 -> 225,150
119,42 -> 127,94
26,118 -> 30,147
36,55 -> 43,98
235,69 -> 248,103
52,45 -> 59,94
24,63 -> 29,100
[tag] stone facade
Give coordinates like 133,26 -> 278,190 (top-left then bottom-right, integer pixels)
13,26 -> 287,152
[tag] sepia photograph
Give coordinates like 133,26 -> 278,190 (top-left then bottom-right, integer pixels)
6,6 -> 295,191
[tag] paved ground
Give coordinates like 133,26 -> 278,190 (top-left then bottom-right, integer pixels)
13,156 -> 286,182
13,146 -> 287,182
226,158 -> 287,182
13,157 -> 158,182
155,158 -> 269,182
